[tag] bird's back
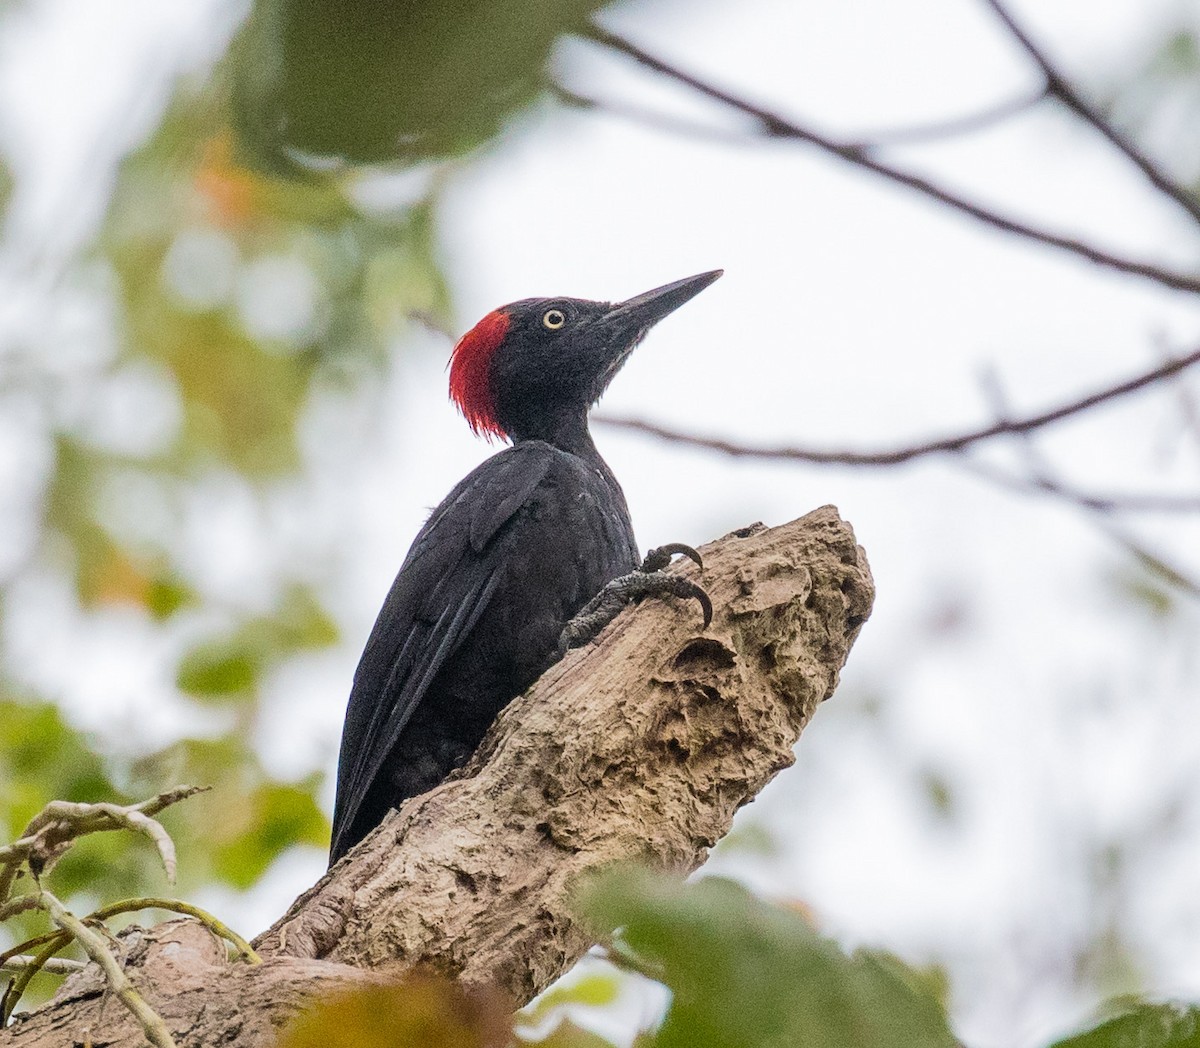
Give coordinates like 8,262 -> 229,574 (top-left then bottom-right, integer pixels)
329,439 -> 637,862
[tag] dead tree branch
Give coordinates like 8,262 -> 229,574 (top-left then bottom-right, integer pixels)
1,509 -> 873,1048
980,0 -> 1200,227
597,343 -> 1200,469
844,88 -> 1049,149
583,25 -> 1200,295
551,78 -> 1046,150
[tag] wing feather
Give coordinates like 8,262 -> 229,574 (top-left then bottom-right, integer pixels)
329,444 -> 556,860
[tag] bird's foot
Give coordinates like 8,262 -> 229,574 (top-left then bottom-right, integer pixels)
639,542 -> 703,574
559,544 -> 712,653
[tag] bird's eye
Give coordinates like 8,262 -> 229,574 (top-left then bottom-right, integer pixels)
542,309 -> 566,330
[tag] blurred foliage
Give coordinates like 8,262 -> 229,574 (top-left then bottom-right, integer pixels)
0,688 -> 325,941
579,868 -> 959,1048
0,156 -> 10,217
918,766 -> 956,824
709,819 -> 779,859
1109,559 -> 1179,622
175,582 -> 338,700
1111,19 -> 1200,191
515,967 -> 627,1047
1049,1001 -> 1200,1048
102,87 -> 450,476
130,739 -> 328,891
520,969 -> 621,1020
278,976 -> 510,1048
232,0 -> 612,170
0,0 -> 451,961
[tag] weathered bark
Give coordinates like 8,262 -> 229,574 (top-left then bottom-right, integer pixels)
3,508 -> 872,1048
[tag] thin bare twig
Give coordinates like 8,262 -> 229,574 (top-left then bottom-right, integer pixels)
550,81 -> 756,145
1173,373 -> 1200,443
87,898 -> 261,965
0,933 -> 72,1022
0,928 -> 66,968
40,890 -> 177,1048
979,451 -> 1200,593
1101,522 -> 1200,597
1152,333 -> 1200,450
0,785 -> 207,901
583,24 -> 1200,296
598,344 -> 1200,466
958,458 -> 1200,515
977,364 -> 1200,594
0,787 -> 258,1031
553,78 -> 1046,152
980,0 -> 1200,228
0,898 -> 259,1022
1,954 -> 85,975
0,895 -> 42,922
845,88 -> 1050,149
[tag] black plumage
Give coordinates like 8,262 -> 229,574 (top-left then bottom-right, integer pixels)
330,270 -> 721,863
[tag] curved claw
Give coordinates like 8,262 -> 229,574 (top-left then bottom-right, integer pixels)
658,575 -> 712,629
677,578 -> 713,629
642,542 -> 704,573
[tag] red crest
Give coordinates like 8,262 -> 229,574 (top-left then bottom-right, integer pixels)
449,309 -> 510,441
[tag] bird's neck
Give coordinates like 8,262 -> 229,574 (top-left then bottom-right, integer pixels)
511,410 -> 602,464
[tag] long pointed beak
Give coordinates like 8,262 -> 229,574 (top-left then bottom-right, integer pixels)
601,269 -> 723,338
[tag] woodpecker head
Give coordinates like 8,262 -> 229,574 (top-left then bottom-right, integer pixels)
449,270 -> 722,444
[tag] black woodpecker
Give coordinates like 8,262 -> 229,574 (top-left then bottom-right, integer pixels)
329,270 -> 722,864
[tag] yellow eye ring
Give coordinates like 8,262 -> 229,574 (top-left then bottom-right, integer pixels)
542,309 -> 566,330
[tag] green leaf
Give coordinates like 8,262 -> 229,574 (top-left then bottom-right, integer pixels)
0,696 -> 117,837
211,779 -> 328,888
1048,1001 -> 1200,1048
146,573 -> 198,620
580,870 -> 958,1048
279,976 -> 511,1048
231,0 -> 613,169
519,969 -> 622,1026
176,636 -> 262,697
274,583 -> 340,650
